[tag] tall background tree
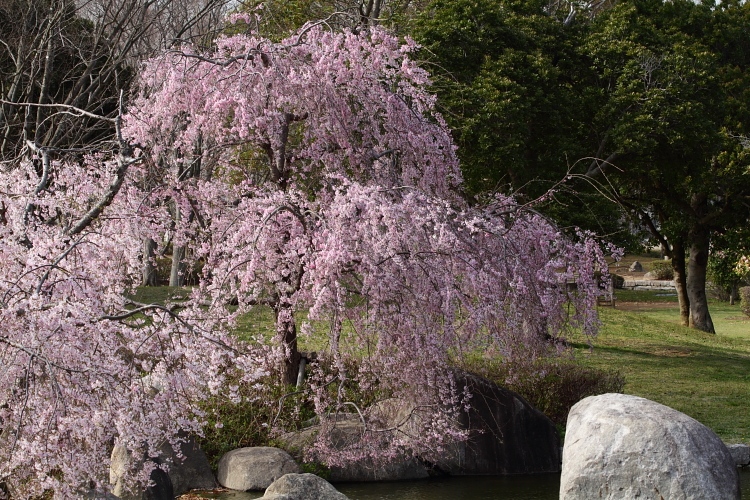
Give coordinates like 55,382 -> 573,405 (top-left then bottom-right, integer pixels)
0,0 -> 230,160
580,0 -> 750,332
0,0 -> 234,288
413,0 -> 750,332
231,0 -> 431,38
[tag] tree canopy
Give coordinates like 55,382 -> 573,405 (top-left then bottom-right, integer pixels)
412,0 -> 649,251
414,0 -> 750,332
580,0 -> 750,332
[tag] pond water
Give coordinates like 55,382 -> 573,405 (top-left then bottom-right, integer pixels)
196,469 -> 750,499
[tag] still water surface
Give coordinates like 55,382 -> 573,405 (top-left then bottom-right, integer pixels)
201,469 -> 750,499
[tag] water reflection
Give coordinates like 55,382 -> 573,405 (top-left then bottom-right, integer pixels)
336,475 -> 559,500
198,468 -> 750,499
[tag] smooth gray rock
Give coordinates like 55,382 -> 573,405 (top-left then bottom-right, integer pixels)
262,473 -> 350,500
726,443 -> 750,467
110,436 -> 215,498
218,447 -> 301,491
278,372 -> 560,480
560,393 -> 740,500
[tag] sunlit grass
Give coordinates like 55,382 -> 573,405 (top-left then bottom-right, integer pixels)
613,288 -> 750,338
576,305 -> 750,442
233,306 -> 350,354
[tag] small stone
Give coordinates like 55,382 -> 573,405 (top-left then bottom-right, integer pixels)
726,443 -> 750,467
628,261 -> 644,272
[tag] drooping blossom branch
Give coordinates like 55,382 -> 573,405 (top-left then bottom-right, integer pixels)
124,24 -> 612,468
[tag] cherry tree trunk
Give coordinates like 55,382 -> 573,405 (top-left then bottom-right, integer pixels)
169,204 -> 186,287
274,301 -> 301,387
169,244 -> 186,287
671,241 -> 690,327
142,238 -> 158,286
687,226 -> 715,333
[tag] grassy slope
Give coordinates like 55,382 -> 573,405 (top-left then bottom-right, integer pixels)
131,286 -> 750,443
577,291 -> 750,443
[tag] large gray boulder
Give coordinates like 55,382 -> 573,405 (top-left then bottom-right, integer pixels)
110,436 -> 215,498
560,393 -> 740,500
218,447 -> 301,491
371,373 -> 561,475
262,473 -> 350,500
279,413 -> 429,482
109,445 -> 173,500
278,372 -> 560,480
442,372 -> 561,475
163,437 -> 216,494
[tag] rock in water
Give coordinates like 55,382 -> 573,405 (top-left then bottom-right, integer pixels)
726,443 -> 750,467
277,371 -> 560,480
446,372 -> 562,474
263,473 -> 350,500
218,447 -> 301,491
109,446 -> 173,500
560,393 -> 740,499
109,435 -> 215,498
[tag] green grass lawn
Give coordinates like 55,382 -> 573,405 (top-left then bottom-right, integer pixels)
131,286 -> 750,443
613,294 -> 750,338
577,290 -> 750,443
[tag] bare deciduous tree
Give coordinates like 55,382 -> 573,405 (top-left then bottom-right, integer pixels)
0,0 -> 231,163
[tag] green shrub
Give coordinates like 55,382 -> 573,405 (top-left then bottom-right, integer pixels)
594,272 -> 625,289
649,261 -> 674,280
196,373 -> 316,470
741,287 -> 750,317
301,461 -> 331,480
468,357 -> 625,428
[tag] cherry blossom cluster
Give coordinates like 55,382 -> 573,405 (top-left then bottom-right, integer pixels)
0,158 -> 265,497
736,255 -> 750,280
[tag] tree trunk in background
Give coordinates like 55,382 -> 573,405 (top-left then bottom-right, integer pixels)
687,225 -> 715,333
169,244 -> 186,287
142,238 -> 158,286
670,240 -> 690,327
169,201 -> 185,287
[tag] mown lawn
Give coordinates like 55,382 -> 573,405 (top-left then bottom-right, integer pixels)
130,286 -> 750,443
576,290 -> 750,443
